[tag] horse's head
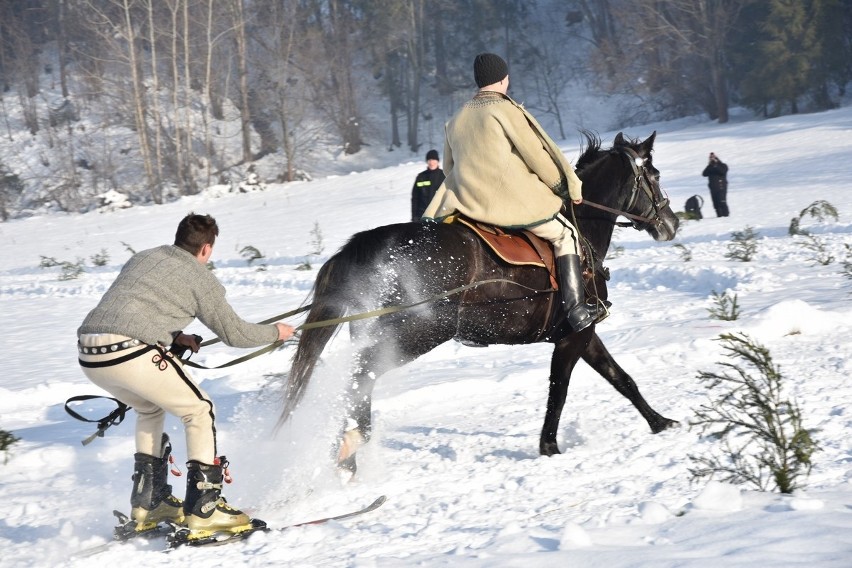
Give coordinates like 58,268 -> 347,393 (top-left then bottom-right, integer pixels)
576,131 -> 679,241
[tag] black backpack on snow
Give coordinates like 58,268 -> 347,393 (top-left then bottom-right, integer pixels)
684,194 -> 704,220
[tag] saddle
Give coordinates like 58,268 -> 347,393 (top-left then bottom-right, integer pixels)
456,216 -> 558,288
453,215 -> 607,293
448,216 -> 608,343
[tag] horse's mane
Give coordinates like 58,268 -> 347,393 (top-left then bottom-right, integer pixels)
575,131 -> 605,173
574,130 -> 644,176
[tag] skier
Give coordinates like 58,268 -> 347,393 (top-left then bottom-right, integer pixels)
77,213 -> 294,538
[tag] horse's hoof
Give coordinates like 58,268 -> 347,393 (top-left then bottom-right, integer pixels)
651,418 -> 680,434
338,429 -> 366,462
337,454 -> 357,483
539,442 -> 561,457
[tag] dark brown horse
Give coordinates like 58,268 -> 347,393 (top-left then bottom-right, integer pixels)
282,132 -> 679,471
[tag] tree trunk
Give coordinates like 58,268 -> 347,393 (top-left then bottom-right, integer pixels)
406,0 -> 423,153
123,0 -> 159,203
230,0 -> 252,163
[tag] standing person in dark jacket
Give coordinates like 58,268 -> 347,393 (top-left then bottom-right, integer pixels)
411,149 -> 445,221
78,213 -> 294,539
702,152 -> 729,217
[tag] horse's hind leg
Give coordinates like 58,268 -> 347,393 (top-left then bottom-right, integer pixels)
581,332 -> 679,433
337,348 -> 379,468
339,321 -> 455,473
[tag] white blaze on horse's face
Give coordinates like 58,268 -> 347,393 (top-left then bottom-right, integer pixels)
634,156 -> 645,167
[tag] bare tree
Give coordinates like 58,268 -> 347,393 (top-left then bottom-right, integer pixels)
227,0 -> 252,163
298,0 -> 364,155
628,0 -> 751,123
121,0 -> 159,201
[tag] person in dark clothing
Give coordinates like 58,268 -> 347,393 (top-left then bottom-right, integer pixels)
702,152 -> 729,217
411,149 -> 445,221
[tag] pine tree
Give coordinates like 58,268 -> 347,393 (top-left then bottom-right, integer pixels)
739,0 -> 838,115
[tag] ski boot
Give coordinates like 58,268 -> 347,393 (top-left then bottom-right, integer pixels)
180,456 -> 262,542
119,433 -> 184,538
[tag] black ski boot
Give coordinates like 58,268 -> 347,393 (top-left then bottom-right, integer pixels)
130,433 -> 184,530
556,254 -> 608,333
183,457 -> 253,535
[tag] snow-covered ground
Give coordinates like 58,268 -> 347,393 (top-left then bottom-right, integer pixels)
2,106 -> 852,567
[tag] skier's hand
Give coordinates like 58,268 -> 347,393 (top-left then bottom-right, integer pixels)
174,332 -> 202,354
276,323 -> 295,341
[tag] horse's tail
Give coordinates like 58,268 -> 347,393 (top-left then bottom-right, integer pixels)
280,253 -> 349,424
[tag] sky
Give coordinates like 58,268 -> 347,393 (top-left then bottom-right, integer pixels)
2,103 -> 852,566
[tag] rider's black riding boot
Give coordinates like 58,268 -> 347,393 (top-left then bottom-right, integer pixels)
130,433 -> 184,528
556,254 -> 606,333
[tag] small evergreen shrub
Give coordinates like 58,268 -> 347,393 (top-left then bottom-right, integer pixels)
90,248 -> 110,267
39,255 -> 86,280
839,244 -> 852,282
689,333 -> 819,494
707,290 -> 739,321
725,226 -> 759,262
240,245 -> 268,271
673,243 -> 692,262
297,221 -> 325,271
1,428 -> 20,464
796,233 -> 834,266
788,200 -> 839,236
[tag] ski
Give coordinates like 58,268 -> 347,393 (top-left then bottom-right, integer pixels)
72,510 -> 176,558
74,495 -> 388,555
167,494 -> 388,549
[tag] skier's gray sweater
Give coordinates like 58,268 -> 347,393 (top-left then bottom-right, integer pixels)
78,245 -> 277,348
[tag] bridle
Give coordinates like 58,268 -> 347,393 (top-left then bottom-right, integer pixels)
579,146 -> 670,230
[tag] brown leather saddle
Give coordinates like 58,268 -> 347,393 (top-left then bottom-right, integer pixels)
449,216 -> 608,340
454,215 -> 606,296
456,216 -> 558,288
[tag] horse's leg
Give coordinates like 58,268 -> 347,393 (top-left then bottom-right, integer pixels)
339,319 -> 456,472
337,354 -> 378,473
581,332 -> 679,433
539,335 -> 589,456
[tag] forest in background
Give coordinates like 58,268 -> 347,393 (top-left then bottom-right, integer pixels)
1,0 -> 851,219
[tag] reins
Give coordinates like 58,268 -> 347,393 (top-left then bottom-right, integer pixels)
182,277 -> 554,370
580,199 -> 658,226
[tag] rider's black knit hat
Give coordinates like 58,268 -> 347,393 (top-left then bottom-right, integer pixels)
426,149 -> 439,161
473,53 -> 508,88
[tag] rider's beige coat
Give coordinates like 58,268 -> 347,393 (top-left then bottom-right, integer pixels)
422,91 -> 582,228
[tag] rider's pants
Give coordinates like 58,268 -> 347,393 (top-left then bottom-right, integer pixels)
528,213 -> 580,257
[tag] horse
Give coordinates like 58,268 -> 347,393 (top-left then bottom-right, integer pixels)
281,131 -> 680,471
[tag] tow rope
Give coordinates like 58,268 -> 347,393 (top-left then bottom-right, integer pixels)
66,277 -> 553,444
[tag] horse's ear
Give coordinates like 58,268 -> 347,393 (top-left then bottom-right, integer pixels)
614,132 -> 625,146
639,131 -> 657,155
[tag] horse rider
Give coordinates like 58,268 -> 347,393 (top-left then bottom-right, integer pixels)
421,52 -> 605,332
